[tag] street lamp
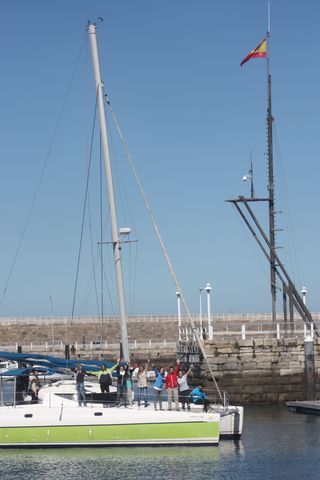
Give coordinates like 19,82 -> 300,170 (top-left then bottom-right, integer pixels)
176,291 -> 182,341
205,283 -> 212,340
199,288 -> 203,340
301,286 -> 307,306
242,161 -> 255,199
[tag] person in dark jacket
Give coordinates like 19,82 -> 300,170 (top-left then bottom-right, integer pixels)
92,359 -> 119,394
75,364 -> 87,407
116,364 -> 128,406
125,363 -> 135,407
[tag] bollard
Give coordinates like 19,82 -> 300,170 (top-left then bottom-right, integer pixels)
304,335 -> 315,401
65,344 -> 70,360
241,325 -> 246,340
276,323 -> 280,340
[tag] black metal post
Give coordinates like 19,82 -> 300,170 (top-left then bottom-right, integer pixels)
304,337 -> 315,401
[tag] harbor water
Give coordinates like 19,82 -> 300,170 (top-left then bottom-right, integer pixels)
0,404 -> 319,479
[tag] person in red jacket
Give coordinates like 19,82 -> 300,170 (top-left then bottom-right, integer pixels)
165,359 -> 180,411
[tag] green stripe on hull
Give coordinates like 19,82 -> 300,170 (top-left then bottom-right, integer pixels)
0,422 -> 219,446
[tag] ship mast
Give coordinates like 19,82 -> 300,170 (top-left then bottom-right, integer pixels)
226,2 -> 317,337
87,22 -> 130,361
266,6 -> 277,330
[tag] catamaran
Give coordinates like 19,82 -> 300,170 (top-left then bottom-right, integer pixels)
0,21 -> 243,447
0,350 -> 243,446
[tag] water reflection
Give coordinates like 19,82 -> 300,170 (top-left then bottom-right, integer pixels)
0,446 -> 222,480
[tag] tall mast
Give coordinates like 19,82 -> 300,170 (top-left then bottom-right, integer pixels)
267,71 -> 276,330
266,2 -> 277,330
87,22 -> 130,361
227,1 -> 317,337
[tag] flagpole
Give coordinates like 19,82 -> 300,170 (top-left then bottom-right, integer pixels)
266,0 -> 277,333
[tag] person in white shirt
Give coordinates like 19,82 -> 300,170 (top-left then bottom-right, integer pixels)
137,361 -> 149,407
177,364 -> 193,411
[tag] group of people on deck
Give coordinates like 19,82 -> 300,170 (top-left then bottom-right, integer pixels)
75,358 -> 210,412
153,359 -> 209,412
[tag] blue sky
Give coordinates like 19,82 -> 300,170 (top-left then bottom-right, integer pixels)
0,0 -> 319,317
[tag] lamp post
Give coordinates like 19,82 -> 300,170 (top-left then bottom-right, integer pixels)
199,288 -> 203,340
301,286 -> 307,306
242,161 -> 255,199
176,291 -> 181,341
205,283 -> 212,340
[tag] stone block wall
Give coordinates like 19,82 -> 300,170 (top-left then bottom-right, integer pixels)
202,337 -> 319,404
0,317 -> 179,347
1,317 -> 319,405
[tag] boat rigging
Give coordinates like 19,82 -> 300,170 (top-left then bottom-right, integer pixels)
226,2 -> 317,337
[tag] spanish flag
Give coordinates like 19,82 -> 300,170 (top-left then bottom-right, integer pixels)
240,38 -> 267,66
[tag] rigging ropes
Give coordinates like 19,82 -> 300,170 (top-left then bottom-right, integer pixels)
0,34 -> 87,311
70,89 -> 98,323
106,95 -> 223,402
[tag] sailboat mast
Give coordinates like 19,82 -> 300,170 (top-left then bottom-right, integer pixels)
87,22 -> 130,361
267,71 -> 276,330
266,4 -> 277,330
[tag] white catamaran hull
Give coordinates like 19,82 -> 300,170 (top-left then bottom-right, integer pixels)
0,403 -> 219,447
0,381 -> 244,447
217,406 -> 243,438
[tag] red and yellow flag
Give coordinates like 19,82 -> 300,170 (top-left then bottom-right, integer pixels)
240,38 -> 267,66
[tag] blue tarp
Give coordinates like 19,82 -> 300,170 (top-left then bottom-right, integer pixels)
0,351 -> 117,376
0,366 -> 57,377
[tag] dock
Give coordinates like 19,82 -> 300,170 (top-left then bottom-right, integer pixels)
286,401 -> 320,415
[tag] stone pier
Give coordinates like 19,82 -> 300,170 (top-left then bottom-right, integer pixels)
202,338 -> 320,404
0,316 -> 319,404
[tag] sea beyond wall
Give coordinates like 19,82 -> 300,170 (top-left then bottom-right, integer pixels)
0,315 -> 319,404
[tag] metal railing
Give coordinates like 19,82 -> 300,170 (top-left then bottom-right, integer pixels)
0,312 -> 320,326
0,320 -> 317,355
180,322 -> 318,341
0,340 -> 177,355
